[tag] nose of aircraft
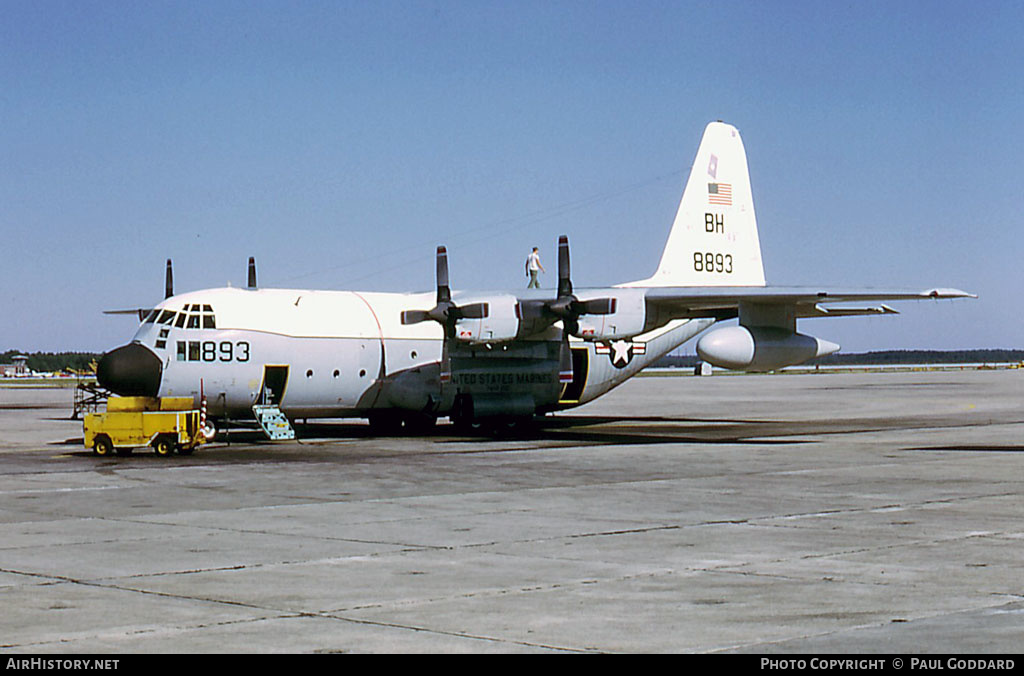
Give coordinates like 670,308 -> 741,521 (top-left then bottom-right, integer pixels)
96,343 -> 162,397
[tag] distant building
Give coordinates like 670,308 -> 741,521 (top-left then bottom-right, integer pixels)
0,355 -> 30,377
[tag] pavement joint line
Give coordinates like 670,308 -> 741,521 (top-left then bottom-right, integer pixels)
1,567 -> 611,653
696,532 -> 1024,579
316,568 -> 680,613
310,610 -> 597,653
705,597 -> 1024,654
81,514 -> 459,551
752,490 -> 1024,523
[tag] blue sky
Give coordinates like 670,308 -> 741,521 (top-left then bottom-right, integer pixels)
1,0 -> 1019,353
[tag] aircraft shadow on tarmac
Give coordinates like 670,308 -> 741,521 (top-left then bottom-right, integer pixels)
289,412 -> 1005,447
290,415 -> 816,447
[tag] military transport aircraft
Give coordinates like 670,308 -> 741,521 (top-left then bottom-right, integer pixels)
96,121 -> 972,436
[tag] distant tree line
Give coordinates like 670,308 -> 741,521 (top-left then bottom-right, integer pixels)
0,350 -> 101,373
654,349 -> 1024,369
808,349 -> 1024,365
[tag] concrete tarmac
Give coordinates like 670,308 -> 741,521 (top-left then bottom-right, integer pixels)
0,370 -> 1022,653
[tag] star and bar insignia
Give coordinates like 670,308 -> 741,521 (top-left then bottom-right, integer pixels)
595,340 -> 647,368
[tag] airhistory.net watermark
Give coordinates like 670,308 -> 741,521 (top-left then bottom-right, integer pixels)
5,659 -> 119,671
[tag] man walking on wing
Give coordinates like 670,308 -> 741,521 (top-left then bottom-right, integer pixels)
525,246 -> 545,288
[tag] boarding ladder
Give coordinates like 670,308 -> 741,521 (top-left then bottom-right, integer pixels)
72,380 -> 109,420
252,404 -> 296,440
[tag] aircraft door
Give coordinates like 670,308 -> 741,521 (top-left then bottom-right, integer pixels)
259,365 -> 290,406
558,347 -> 589,406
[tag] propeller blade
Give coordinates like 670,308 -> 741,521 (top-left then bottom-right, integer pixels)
164,259 -> 174,299
401,310 -> 431,325
557,235 -> 572,297
247,257 -> 257,289
457,302 -> 489,320
436,246 -> 451,304
577,297 -> 617,315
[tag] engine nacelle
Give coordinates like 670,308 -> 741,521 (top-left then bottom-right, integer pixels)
574,289 -> 647,341
696,326 -> 839,372
454,294 -> 520,344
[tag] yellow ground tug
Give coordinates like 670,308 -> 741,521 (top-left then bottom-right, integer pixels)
83,396 -> 205,457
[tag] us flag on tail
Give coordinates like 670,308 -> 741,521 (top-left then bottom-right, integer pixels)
708,182 -> 732,206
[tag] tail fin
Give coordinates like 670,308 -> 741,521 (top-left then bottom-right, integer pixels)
634,121 -> 765,287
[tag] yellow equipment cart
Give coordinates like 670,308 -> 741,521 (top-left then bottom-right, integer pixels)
84,396 -> 205,457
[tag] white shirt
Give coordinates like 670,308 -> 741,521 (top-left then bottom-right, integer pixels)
526,251 -> 541,271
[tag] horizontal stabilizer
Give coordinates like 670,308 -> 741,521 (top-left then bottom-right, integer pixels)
103,308 -> 152,320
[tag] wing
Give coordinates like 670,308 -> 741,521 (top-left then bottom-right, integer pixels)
639,286 -> 975,321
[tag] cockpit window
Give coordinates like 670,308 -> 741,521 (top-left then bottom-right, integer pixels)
143,310 -> 158,323
163,304 -> 217,330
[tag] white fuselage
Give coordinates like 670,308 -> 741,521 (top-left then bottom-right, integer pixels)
128,286 -> 712,419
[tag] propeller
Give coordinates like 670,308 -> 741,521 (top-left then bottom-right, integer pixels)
247,257 -> 257,289
518,236 -> 617,382
401,246 -> 489,381
545,236 -> 617,334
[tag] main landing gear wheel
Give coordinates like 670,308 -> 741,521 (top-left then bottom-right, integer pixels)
402,411 -> 437,435
453,415 -> 535,437
367,411 -> 438,436
367,411 -> 403,436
